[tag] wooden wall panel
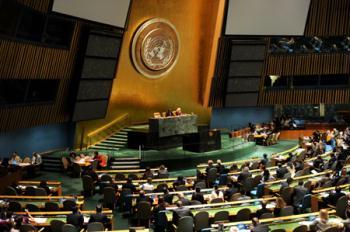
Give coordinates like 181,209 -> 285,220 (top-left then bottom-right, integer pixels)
16,0 -> 51,13
259,89 -> 350,105
209,37 -> 232,107
264,53 -> 350,76
0,0 -> 81,132
305,0 -> 350,36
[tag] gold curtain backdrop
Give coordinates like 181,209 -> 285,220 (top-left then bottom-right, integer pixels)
75,0 -> 225,147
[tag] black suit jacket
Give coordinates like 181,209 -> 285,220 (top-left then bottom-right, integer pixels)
172,207 -> 191,225
67,213 -> 84,229
89,212 -> 110,224
326,192 -> 345,206
191,192 -> 204,203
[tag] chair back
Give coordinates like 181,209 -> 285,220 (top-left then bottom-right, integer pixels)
9,201 -> 22,212
190,200 -> 202,205
292,225 -> 307,232
322,180 -> 333,188
336,195 -> 348,218
194,181 -> 206,189
211,198 -> 224,203
5,186 -> 18,196
35,187 -> 47,196
63,199 -> 77,211
72,163 -> 82,177
260,212 -> 273,219
251,162 -> 260,170
25,203 -> 40,212
128,173 -> 138,180
157,173 -> 169,179
50,219 -> 64,232
281,187 -> 294,205
176,216 -> 193,232
45,202 -> 60,211
103,187 -> 116,209
175,185 -> 187,191
155,183 -> 168,192
87,222 -> 104,232
115,173 -> 126,181
62,224 -> 78,232
25,186 -> 36,196
294,170 -> 304,177
100,174 -> 113,183
230,193 -> 241,201
82,175 -> 95,196
194,211 -> 209,231
19,224 -> 36,232
280,205 -> 294,216
136,201 -> 152,220
213,210 -> 229,223
271,229 -> 286,232
252,175 -> 262,188
235,208 -> 251,221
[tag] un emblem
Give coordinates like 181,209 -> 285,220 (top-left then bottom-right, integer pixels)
131,18 -> 180,78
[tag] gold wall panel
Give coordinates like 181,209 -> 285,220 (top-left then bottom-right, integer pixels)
75,0 -> 225,147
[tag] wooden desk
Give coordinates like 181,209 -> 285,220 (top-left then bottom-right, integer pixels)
18,181 -> 62,196
196,145 -> 299,170
211,210 -> 337,228
0,195 -> 84,209
14,210 -> 113,227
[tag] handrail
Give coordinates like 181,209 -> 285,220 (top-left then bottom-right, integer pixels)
87,113 -> 130,148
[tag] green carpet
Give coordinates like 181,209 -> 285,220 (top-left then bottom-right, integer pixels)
31,139 -> 297,230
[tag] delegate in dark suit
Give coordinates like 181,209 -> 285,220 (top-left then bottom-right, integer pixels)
172,201 -> 192,225
67,207 -> 84,229
293,181 -> 308,208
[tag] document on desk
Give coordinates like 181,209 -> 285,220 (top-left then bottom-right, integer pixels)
33,217 -> 47,224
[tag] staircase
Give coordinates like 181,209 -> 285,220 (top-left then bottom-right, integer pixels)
41,156 -> 62,172
90,128 -> 131,151
110,157 -> 141,170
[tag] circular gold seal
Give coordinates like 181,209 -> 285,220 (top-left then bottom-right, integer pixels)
131,18 -> 180,78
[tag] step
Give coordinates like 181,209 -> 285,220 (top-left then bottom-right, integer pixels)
42,163 -> 62,167
41,167 -> 61,172
111,161 -> 140,165
115,131 -> 128,135
110,165 -> 140,169
90,146 -> 118,151
112,157 -> 140,161
101,140 -> 126,145
107,137 -> 127,142
42,159 -> 61,164
93,144 -> 124,149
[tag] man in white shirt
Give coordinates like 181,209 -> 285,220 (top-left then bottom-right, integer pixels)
140,178 -> 154,192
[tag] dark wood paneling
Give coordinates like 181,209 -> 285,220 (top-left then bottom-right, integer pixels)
209,37 -> 232,107
0,0 -> 81,131
259,89 -> 350,105
16,0 -> 51,13
264,53 -> 350,76
305,0 -> 350,36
